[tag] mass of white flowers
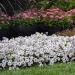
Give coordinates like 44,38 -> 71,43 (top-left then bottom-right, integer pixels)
0,32 -> 75,70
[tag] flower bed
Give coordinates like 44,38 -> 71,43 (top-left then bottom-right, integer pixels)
0,32 -> 75,70
1,7 -> 75,23
8,7 -> 75,20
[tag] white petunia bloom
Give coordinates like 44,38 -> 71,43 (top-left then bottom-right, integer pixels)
8,60 -> 12,66
0,32 -> 75,69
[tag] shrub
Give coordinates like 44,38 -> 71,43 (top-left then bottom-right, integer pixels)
71,14 -> 75,25
41,18 -> 72,29
0,22 -> 10,29
0,18 -> 73,30
34,0 -> 55,9
9,18 -> 39,26
55,0 -> 75,11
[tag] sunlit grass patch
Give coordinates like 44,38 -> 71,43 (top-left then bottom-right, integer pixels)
0,62 -> 75,75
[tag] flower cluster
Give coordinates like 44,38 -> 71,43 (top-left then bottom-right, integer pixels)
14,7 -> 75,19
1,7 -> 75,23
0,32 -> 75,70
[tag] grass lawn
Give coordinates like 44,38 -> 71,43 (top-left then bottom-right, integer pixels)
0,62 -> 75,75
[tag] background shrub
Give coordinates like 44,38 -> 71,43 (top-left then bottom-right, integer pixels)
55,0 -> 75,11
0,18 -> 73,30
1,0 -> 75,16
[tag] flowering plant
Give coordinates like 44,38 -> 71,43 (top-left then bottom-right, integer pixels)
0,32 -> 75,70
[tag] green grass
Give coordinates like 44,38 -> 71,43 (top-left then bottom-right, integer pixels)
1,62 -> 75,75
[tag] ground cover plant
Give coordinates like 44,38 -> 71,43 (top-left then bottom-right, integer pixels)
0,32 -> 75,70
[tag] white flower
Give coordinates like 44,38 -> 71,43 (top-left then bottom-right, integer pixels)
25,57 -> 29,63
33,58 -> 39,63
39,62 -> 43,67
0,32 -> 75,69
28,62 -> 32,66
8,60 -> 12,66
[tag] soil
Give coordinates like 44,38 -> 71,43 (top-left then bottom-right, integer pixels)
0,24 -> 75,40
0,24 -> 62,40
56,28 -> 75,36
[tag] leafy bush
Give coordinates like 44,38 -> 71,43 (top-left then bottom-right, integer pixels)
34,0 -> 55,9
71,14 -> 75,27
0,18 -> 73,30
31,0 -> 75,10
55,0 -> 75,11
0,22 -> 10,29
41,17 -> 72,29
9,18 -> 39,26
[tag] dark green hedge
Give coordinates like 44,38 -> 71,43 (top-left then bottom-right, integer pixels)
0,18 -> 73,30
55,0 -> 75,11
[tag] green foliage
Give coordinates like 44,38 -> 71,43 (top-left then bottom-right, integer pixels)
55,0 -> 75,11
0,22 -> 10,29
9,18 -> 39,26
71,14 -> 75,25
35,0 -> 53,9
0,19 -> 72,29
0,18 -> 73,30
29,0 -> 75,10
71,14 -> 75,21
41,18 -> 72,29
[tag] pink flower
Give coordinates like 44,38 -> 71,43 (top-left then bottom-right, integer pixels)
42,14 -> 47,18
67,14 -> 71,16
64,13 -> 71,17
55,15 -> 60,18
60,15 -> 64,19
46,12 -> 51,15
33,12 -> 37,16
3,7 -> 75,21
49,15 -> 54,18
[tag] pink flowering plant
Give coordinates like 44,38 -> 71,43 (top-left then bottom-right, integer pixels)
9,7 -> 75,20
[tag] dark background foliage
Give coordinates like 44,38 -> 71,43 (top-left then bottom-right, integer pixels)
0,0 -> 30,16
0,0 -> 58,16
